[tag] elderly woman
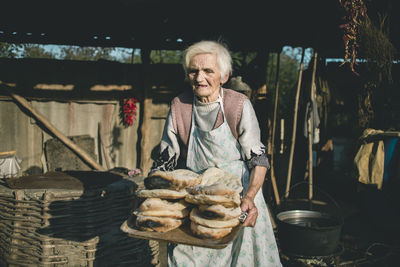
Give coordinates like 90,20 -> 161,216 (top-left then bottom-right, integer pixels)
151,40 -> 282,266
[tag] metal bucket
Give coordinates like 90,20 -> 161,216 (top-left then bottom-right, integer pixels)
276,210 -> 343,256
276,209 -> 343,257
276,182 -> 343,257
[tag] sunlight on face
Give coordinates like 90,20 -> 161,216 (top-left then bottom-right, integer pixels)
187,53 -> 227,103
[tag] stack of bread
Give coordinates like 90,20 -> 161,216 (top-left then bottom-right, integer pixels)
134,169 -> 200,232
185,167 -> 243,239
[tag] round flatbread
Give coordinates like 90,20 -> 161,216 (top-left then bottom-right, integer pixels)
185,193 -> 241,208
144,175 -> 174,190
187,183 -> 237,196
190,208 -> 240,228
134,208 -> 189,219
137,198 -> 190,212
135,215 -> 184,232
146,169 -> 200,190
136,189 -> 188,199
198,204 -> 242,220
190,221 -> 232,240
199,167 -> 242,193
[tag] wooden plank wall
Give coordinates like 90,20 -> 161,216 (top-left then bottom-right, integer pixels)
0,58 -> 186,175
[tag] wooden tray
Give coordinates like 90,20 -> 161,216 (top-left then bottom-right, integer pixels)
120,216 -> 243,249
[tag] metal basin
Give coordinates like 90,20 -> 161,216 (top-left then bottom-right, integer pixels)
276,210 -> 343,257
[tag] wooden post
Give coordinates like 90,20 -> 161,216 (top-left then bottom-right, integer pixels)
285,48 -> 305,198
307,118 -> 313,200
7,90 -> 104,171
0,151 -> 17,156
280,118 -> 284,154
139,49 -> 153,176
308,50 -> 318,200
270,52 -> 281,206
98,123 -> 111,170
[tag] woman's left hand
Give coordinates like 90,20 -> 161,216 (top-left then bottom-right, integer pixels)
240,196 -> 258,227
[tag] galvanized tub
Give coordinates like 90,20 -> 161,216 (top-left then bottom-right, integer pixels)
276,209 -> 343,257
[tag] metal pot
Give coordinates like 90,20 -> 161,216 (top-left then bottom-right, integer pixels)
276,209 -> 343,257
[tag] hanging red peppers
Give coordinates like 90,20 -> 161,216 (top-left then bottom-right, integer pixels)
338,0 -> 368,75
120,97 -> 138,127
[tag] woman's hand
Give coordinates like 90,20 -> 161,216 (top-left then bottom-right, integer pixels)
239,166 -> 266,227
240,195 -> 258,227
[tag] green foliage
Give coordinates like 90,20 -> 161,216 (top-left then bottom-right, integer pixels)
269,47 -> 305,121
359,16 -> 396,84
20,44 -> 56,59
230,46 -> 307,125
149,50 -> 182,64
0,42 -> 23,58
231,51 -> 258,74
60,46 -> 115,61
0,43 -> 184,64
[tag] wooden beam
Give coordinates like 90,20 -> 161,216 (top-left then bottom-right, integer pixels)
139,50 -> 153,176
3,85 -> 104,171
0,150 -> 17,157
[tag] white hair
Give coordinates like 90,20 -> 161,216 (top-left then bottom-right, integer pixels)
182,40 -> 232,81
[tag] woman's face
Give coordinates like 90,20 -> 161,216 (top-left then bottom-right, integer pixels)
187,53 -> 228,103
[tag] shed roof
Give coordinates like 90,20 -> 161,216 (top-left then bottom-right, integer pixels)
0,0 -> 399,58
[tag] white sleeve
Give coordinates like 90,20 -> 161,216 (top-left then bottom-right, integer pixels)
151,110 -> 181,172
238,99 -> 270,169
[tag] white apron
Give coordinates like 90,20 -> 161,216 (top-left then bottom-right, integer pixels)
168,96 -> 282,267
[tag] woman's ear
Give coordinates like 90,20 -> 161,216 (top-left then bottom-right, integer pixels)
221,74 -> 229,85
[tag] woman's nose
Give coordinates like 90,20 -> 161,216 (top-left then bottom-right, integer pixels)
195,71 -> 204,81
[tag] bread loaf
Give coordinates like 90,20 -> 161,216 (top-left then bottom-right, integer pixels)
190,222 -> 233,239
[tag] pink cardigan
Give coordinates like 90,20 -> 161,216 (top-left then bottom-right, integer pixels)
171,88 -> 248,157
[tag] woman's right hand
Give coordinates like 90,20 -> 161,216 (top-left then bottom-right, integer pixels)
240,196 -> 258,227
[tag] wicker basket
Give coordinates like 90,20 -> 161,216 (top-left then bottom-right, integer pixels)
0,171 -> 156,267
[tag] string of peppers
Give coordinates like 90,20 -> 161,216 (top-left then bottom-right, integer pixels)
338,0 -> 368,75
120,97 -> 138,127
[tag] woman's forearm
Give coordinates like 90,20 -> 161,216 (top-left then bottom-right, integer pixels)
240,165 -> 267,227
243,165 -> 267,200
